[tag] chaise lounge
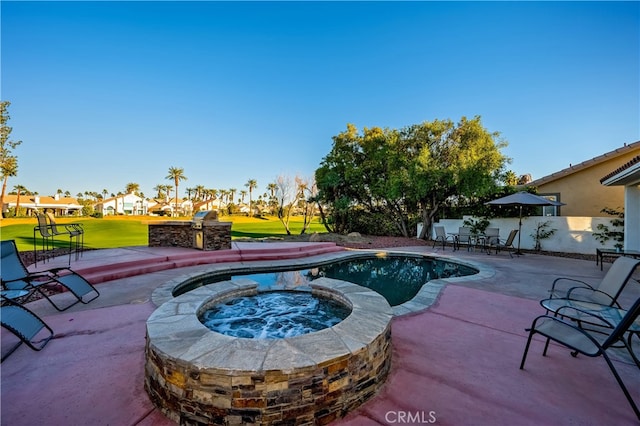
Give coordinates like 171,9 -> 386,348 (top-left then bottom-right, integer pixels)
1,240 -> 99,312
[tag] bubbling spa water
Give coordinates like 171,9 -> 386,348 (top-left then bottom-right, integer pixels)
200,291 -> 351,338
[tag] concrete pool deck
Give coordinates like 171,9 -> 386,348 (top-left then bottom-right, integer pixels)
1,242 -> 639,425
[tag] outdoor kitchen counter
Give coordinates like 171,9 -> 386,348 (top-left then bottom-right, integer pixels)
148,219 -> 232,250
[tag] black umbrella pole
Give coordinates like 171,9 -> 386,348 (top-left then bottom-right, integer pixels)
515,209 -> 524,255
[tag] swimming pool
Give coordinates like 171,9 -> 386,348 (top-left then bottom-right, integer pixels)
175,252 -> 478,306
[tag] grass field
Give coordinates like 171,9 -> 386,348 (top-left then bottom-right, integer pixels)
0,215 -> 327,252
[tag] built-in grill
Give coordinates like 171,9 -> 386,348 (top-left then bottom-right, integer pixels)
192,210 -> 219,249
191,210 -> 218,229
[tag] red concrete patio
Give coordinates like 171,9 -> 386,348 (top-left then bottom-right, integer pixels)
1,243 -> 639,425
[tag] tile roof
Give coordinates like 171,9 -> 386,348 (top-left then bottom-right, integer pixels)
600,154 -> 640,183
527,140 -> 640,187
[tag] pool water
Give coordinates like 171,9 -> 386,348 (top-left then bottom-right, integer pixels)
200,291 -> 351,338
220,255 -> 476,306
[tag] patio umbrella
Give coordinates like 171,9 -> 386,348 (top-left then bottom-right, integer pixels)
485,191 -> 565,255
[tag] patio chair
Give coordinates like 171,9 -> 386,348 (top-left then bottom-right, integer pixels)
545,256 -> 640,306
33,212 -> 55,265
1,297 -> 54,362
432,226 -> 453,250
540,256 -> 640,366
457,227 -> 473,251
520,296 -> 640,420
45,212 -> 84,264
1,240 -> 99,312
482,227 -> 500,253
490,229 -> 518,258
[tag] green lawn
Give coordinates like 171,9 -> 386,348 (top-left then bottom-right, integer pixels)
0,215 -> 327,252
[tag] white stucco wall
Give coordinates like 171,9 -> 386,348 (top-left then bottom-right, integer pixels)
420,216 -> 625,254
624,185 -> 640,251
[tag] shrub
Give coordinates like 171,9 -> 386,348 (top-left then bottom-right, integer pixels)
530,220 -> 556,251
593,207 -> 624,250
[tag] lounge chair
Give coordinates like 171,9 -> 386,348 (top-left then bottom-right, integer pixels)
432,226 -> 453,250
520,296 -> 640,420
1,297 -> 54,362
489,229 -> 518,258
544,256 -> 640,306
1,240 -> 99,311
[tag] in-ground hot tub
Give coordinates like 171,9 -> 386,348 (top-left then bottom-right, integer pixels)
145,277 -> 393,425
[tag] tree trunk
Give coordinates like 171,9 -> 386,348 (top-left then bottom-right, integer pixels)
15,190 -> 21,215
277,206 -> 292,235
0,176 -> 7,219
418,199 -> 440,240
316,202 -> 334,233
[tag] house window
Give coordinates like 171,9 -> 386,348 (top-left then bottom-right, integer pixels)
539,194 -> 560,217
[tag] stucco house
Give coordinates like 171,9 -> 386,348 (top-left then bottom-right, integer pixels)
148,197 -> 193,216
600,154 -> 640,251
526,140 -> 640,217
94,193 -> 149,216
2,193 -> 82,216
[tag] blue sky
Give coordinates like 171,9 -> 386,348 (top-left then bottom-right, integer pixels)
2,1 -> 638,200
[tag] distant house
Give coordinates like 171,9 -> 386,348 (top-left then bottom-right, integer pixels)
2,193 -> 82,216
526,140 -> 640,217
94,193 -> 149,216
600,155 -> 640,251
148,197 -> 193,216
192,199 -> 219,213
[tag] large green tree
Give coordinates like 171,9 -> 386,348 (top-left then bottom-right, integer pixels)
315,117 -> 509,238
0,101 -> 22,219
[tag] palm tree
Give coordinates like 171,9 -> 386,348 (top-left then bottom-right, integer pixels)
0,102 -> 22,220
245,179 -> 257,216
267,182 -> 277,199
13,184 -> 26,216
229,188 -> 237,205
240,190 -> 247,204
125,182 -> 140,195
166,167 -> 187,216
218,189 -> 228,210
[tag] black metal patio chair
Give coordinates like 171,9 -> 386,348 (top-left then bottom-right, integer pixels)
1,240 -> 99,312
520,296 -> 640,420
45,212 -> 84,265
488,229 -> 518,258
1,296 -> 54,362
432,226 -> 454,250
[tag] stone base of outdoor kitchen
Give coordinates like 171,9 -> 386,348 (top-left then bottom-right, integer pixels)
148,220 -> 232,251
144,278 -> 393,425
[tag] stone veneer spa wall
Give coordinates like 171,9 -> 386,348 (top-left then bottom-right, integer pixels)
144,278 -> 393,425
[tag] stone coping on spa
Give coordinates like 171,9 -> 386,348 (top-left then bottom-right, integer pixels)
146,277 -> 393,371
151,249 -> 494,317
145,278 -> 394,424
